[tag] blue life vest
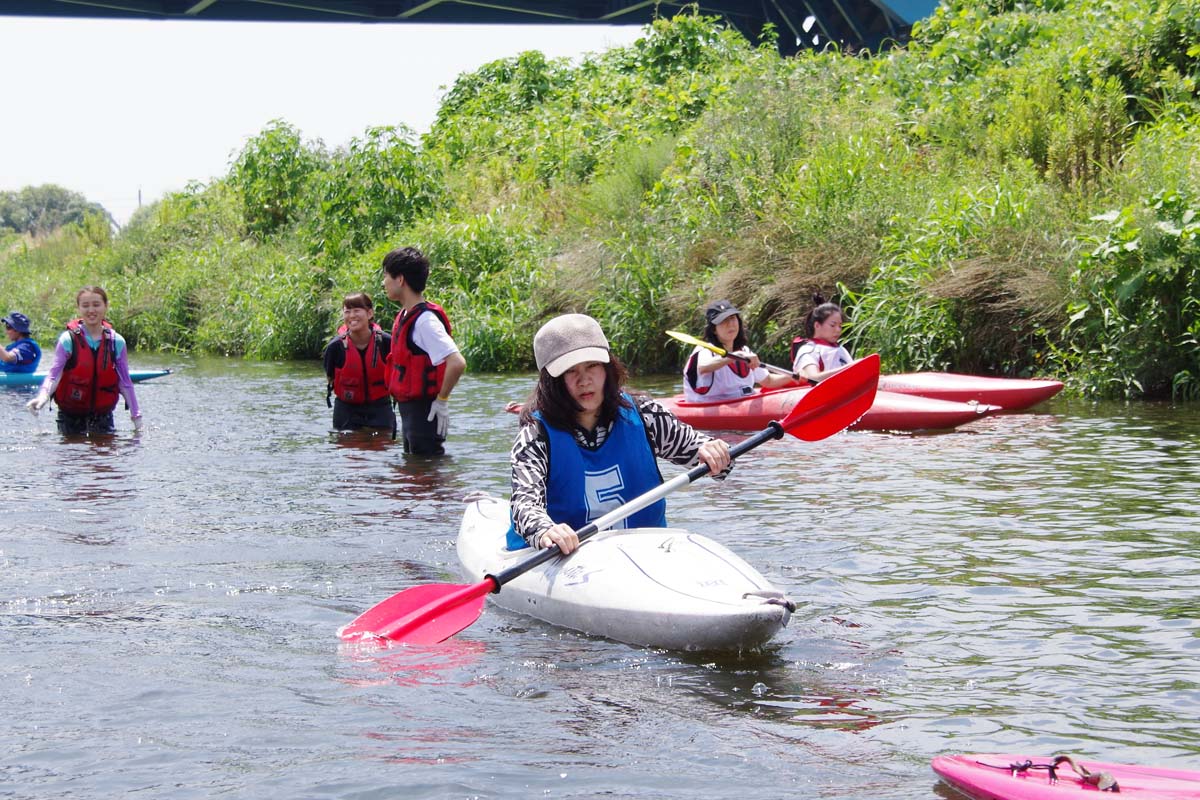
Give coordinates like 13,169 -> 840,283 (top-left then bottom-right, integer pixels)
506,397 -> 667,549
0,338 -> 41,373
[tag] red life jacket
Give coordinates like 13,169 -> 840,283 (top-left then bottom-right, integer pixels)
683,349 -> 750,395
791,337 -> 843,385
54,319 -> 120,415
387,302 -> 452,403
330,323 -> 390,405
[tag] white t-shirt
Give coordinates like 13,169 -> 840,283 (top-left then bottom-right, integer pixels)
410,309 -> 459,366
682,347 -> 769,403
792,339 -> 852,378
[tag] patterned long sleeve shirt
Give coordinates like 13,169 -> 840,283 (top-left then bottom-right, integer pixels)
509,396 -> 729,547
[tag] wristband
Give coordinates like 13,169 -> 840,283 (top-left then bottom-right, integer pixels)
437,394 -> 450,402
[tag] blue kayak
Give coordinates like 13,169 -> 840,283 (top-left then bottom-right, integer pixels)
0,368 -> 172,388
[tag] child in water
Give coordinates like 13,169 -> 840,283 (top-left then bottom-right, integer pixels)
26,286 -> 143,435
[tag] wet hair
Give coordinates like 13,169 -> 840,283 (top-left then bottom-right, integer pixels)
803,293 -> 844,339
381,246 -> 431,293
76,285 -> 108,306
703,310 -> 748,352
521,355 -> 634,432
342,292 -> 374,313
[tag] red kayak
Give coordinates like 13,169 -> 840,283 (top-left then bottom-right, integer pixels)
878,372 -> 1062,410
660,386 -> 997,432
932,753 -> 1200,800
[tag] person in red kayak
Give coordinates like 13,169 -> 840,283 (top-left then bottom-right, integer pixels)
510,313 -> 732,554
323,292 -> 396,435
681,299 -> 796,402
791,294 -> 854,384
25,285 -> 143,436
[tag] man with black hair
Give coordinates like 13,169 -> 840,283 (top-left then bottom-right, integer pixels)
381,247 -> 466,455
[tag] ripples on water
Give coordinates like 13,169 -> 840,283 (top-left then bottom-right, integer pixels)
1,358 -> 1197,798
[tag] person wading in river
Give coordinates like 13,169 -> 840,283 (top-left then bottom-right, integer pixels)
323,292 -> 397,436
26,286 -> 144,436
381,247 -> 466,456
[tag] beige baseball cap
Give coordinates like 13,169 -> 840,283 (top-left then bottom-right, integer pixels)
533,314 -> 611,377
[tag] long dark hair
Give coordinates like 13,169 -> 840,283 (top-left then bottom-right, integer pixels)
803,293 -> 844,339
520,355 -> 633,431
703,314 -> 748,352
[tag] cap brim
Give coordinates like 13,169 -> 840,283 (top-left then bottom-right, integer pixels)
545,347 -> 610,378
710,309 -> 740,325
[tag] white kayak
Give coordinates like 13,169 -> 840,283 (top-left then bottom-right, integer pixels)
456,494 -> 794,652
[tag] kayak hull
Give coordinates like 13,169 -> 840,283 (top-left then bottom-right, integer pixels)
660,386 -> 996,432
932,754 -> 1200,800
456,495 -> 792,652
0,368 -> 172,388
878,372 -> 1063,410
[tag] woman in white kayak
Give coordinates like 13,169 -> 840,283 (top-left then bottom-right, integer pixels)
26,285 -> 143,436
509,313 -> 732,555
682,299 -> 796,402
791,294 -> 854,384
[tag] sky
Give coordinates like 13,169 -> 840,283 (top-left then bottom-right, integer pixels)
0,16 -> 644,226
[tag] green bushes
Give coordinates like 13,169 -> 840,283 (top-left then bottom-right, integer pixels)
1054,191 -> 1200,399
4,6 -> 1200,399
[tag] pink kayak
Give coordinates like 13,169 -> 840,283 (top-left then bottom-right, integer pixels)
932,753 -> 1200,800
659,386 -> 997,432
878,372 -> 1063,410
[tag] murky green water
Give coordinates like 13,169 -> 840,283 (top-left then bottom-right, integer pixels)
2,356 -> 1197,798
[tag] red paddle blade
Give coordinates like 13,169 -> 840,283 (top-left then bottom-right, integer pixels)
782,354 -> 880,441
338,580 -> 494,645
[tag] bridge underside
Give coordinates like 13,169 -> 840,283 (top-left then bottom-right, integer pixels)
3,0 -> 934,54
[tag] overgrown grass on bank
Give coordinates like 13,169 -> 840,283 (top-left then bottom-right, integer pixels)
2,3 -> 1199,397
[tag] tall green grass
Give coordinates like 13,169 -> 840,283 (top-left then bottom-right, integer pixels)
3,6 -> 1200,397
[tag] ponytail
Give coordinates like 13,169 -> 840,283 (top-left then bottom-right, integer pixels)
803,293 -> 844,339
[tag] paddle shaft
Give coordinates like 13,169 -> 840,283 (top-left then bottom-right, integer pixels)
666,330 -> 797,378
487,420 -> 786,589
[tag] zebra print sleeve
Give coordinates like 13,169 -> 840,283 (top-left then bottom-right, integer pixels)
509,420 -> 556,548
637,396 -> 731,479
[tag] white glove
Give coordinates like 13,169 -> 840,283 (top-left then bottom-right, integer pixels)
26,390 -> 50,415
132,415 -> 145,432
427,398 -> 449,438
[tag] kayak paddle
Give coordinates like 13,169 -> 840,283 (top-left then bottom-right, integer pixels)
338,353 -> 880,645
666,329 -> 798,379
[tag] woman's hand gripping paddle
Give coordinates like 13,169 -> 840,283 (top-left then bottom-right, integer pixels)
338,354 -> 880,645
666,329 -> 799,380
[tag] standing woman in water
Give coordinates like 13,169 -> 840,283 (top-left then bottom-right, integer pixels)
26,286 -> 144,436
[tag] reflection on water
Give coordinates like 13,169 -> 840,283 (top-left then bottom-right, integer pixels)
1,358 -> 1198,798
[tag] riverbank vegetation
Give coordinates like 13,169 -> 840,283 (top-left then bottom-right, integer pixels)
3,0 -> 1199,398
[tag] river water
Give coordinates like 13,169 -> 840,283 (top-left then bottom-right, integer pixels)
1,356 -> 1197,799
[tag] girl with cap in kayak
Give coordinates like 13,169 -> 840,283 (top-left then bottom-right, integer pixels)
1,312 -> 41,373
791,294 -> 854,384
510,313 -> 732,555
682,299 -> 796,402
323,292 -> 397,435
26,286 -> 144,436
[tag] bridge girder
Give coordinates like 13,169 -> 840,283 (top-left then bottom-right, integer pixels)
0,0 -> 934,54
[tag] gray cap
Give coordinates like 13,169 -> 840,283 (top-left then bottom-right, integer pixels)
534,314 -> 610,377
